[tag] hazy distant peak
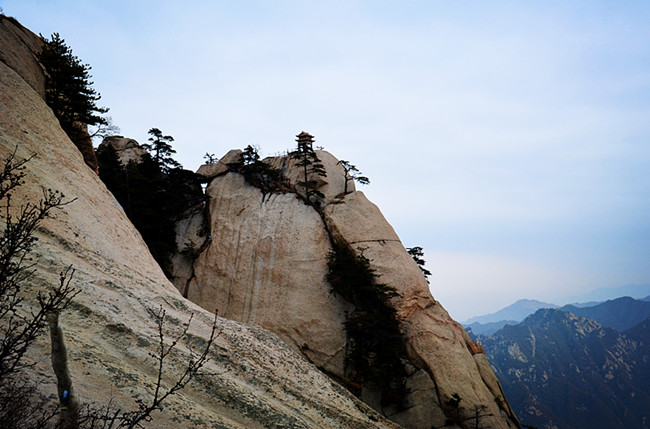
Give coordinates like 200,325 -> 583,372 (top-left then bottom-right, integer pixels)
463,298 -> 557,325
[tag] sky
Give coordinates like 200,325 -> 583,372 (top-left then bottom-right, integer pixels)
3,1 -> 650,321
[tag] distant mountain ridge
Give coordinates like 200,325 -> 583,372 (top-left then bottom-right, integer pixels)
479,308 -> 650,428
462,284 -> 650,331
564,284 -> 650,305
463,299 -> 557,325
559,296 -> 650,332
464,320 -> 518,336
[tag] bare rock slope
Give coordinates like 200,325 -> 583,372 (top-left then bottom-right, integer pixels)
183,149 -> 520,428
0,20 -> 399,429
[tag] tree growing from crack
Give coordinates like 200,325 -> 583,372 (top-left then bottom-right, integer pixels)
337,160 -> 369,194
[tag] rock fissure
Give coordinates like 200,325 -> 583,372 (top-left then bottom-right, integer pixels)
347,239 -> 402,246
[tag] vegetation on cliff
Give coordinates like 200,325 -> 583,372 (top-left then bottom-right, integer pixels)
235,145 -> 288,195
290,132 -> 328,204
96,129 -> 204,275
0,150 -> 218,428
39,33 -> 108,170
326,240 -> 408,409
0,149 -> 78,427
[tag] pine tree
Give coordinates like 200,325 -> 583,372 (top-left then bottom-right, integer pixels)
39,33 -> 108,141
290,132 -> 327,203
142,128 -> 182,173
407,246 -> 432,284
337,160 -> 369,194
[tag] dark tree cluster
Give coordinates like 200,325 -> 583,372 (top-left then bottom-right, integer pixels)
326,241 -> 408,410
96,129 -> 204,274
39,33 -> 108,146
233,145 -> 287,196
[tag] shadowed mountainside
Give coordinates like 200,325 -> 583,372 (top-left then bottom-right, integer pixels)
479,308 -> 650,429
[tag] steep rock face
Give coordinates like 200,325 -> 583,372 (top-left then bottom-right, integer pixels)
187,172 -> 351,377
0,14 -> 45,97
324,191 -> 517,428
185,149 -> 520,428
169,203 -> 208,297
0,15 -> 98,172
0,34 -> 399,429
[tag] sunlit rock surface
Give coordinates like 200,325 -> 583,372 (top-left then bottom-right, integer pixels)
185,146 -> 520,428
0,20 -> 400,429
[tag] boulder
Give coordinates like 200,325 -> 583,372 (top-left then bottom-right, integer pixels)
196,149 -> 243,180
99,136 -> 148,165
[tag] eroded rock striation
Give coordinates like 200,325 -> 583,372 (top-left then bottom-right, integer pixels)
182,146 -> 520,428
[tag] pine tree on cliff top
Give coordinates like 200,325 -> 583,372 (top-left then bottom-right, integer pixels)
143,128 -> 182,173
290,132 -> 327,203
39,33 -> 108,139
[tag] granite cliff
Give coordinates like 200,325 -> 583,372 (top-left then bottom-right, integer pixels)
172,148 -> 520,428
0,15 -> 400,428
1,14 -> 519,429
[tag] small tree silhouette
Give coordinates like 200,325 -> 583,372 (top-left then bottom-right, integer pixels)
337,160 -> 369,194
406,246 -> 432,284
290,132 -> 327,203
79,307 -> 219,428
203,153 -> 218,164
142,128 -> 181,173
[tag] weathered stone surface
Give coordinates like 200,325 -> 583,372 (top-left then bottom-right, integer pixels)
169,204 -> 208,296
0,50 -> 398,429
187,172 -> 351,377
99,136 -> 148,165
196,149 -> 243,179
0,14 -> 45,98
324,191 -> 520,428
185,146 -> 520,428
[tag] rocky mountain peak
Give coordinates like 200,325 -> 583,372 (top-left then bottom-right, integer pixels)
1,15 -> 520,429
172,147 -> 520,428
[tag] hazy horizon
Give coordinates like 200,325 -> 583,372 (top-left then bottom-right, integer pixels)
5,1 -> 650,321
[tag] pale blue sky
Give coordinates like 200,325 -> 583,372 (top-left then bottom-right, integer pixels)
4,1 -> 650,321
